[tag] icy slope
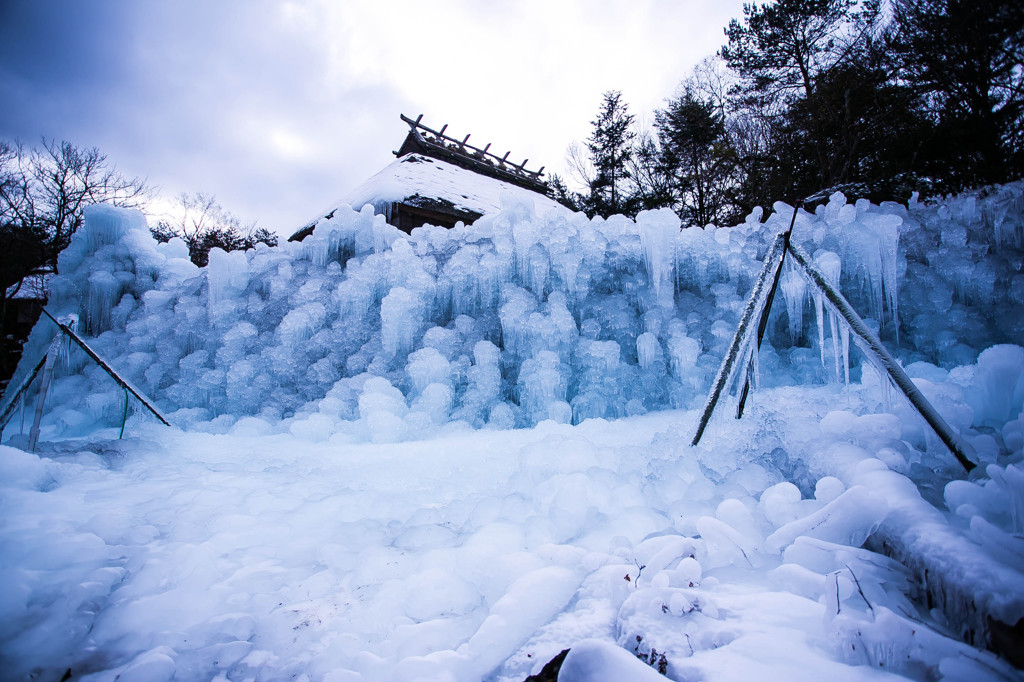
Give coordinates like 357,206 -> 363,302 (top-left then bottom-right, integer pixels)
1,379 -> 1021,681
3,183 -> 1024,680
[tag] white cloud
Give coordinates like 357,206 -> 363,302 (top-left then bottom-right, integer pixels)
1,0 -> 748,234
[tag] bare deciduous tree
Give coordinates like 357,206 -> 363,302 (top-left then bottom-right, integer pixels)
0,137 -> 150,379
151,191 -> 277,267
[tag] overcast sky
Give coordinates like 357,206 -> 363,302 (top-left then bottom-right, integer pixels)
1,0 -> 747,235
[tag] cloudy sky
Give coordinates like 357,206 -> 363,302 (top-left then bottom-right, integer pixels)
1,0 -> 747,235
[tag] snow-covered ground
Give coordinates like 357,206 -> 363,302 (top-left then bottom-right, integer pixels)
3,378 -> 1022,681
2,184 -> 1024,680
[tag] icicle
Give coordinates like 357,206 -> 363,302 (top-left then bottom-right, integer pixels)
816,251 -> 843,381
831,309 -> 842,383
878,356 -> 892,413
780,265 -> 806,343
55,314 -> 78,368
995,465 -> 1024,533
857,338 -> 892,413
815,290 -> 826,368
636,332 -> 660,371
788,240 -> 975,472
87,270 -> 121,335
841,321 -> 851,388
879,216 -> 900,340
638,210 -> 678,306
815,251 -> 842,288
207,248 -> 250,322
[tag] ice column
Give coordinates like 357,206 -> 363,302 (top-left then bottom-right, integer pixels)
814,251 -> 843,380
780,265 -> 807,343
639,209 -> 679,307
381,287 -> 423,359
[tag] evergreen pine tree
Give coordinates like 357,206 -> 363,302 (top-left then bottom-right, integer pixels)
585,91 -> 636,218
721,0 -> 884,200
546,173 -> 584,212
890,0 -> 1024,189
655,88 -> 740,226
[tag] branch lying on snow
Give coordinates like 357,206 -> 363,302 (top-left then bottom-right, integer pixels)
634,559 -> 646,588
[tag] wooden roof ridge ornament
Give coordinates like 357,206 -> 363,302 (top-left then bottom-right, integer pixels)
396,114 -> 549,193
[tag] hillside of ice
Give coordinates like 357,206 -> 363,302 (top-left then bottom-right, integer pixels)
2,183 -> 1024,681
10,183 -> 1024,446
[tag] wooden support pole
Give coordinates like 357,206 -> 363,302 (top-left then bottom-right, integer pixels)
27,351 -> 55,452
786,243 -> 976,473
0,354 -> 47,433
120,387 -> 129,439
692,232 -> 789,447
40,309 -> 170,426
736,202 -> 799,418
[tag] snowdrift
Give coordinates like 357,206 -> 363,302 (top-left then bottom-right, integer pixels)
10,184 -> 1024,444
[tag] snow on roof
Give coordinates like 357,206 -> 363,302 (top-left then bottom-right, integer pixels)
310,153 -> 567,227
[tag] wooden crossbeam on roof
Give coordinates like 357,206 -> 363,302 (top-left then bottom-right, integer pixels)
398,114 -> 547,185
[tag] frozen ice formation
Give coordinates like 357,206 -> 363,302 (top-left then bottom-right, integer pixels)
10,183 -> 1024,442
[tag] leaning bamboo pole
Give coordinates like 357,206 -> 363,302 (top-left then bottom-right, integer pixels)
40,309 -> 170,426
736,203 -> 799,418
0,354 -> 47,433
786,242 -> 976,473
691,231 -> 789,447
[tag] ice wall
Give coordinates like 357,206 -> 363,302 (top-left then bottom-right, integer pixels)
9,183 -> 1024,441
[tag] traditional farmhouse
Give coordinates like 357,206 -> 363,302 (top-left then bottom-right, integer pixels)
290,115 -> 565,240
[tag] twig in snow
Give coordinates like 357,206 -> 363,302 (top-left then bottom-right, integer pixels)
634,559 -> 646,588
845,564 -> 875,615
834,572 -> 842,615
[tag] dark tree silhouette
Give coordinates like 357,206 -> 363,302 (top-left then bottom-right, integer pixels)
151,191 -> 277,267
